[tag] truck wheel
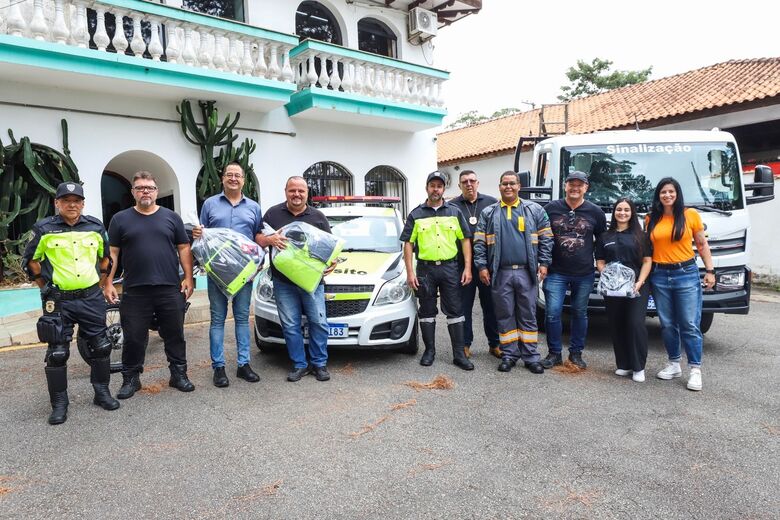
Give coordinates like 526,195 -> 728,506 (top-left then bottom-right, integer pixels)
398,319 -> 419,355
700,313 -> 714,334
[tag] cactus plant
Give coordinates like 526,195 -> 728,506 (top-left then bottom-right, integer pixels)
177,100 -> 259,209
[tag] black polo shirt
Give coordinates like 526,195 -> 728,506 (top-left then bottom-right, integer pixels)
263,202 -> 331,285
595,229 -> 653,278
450,192 -> 498,265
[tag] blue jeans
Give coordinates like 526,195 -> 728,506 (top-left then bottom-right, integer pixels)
543,271 -> 595,354
272,279 -> 328,369
208,279 -> 252,369
650,264 -> 703,367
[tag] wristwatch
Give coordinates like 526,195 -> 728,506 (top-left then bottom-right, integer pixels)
705,269 -> 715,274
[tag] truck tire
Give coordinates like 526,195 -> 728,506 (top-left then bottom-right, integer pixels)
700,313 -> 714,334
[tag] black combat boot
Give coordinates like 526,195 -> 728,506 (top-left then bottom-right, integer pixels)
419,321 -> 436,366
90,357 -> 120,410
117,370 -> 142,399
169,363 -> 195,392
448,322 -> 474,371
45,365 -> 69,425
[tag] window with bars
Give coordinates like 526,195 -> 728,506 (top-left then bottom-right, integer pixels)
303,161 -> 353,200
365,165 -> 407,215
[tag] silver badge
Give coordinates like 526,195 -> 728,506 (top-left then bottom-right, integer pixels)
469,216 -> 477,225
45,300 -> 55,313
67,183 -> 75,192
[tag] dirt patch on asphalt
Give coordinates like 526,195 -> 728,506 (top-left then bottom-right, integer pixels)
553,360 -> 586,374
390,399 -> 417,411
349,415 -> 390,438
403,374 -> 455,391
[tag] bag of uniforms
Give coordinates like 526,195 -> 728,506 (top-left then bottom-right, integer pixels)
192,227 -> 265,297
271,221 -> 344,293
597,261 -> 637,298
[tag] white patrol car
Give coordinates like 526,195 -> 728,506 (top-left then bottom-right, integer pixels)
253,196 -> 418,354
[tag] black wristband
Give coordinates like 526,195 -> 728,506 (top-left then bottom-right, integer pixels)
32,273 -> 42,280
100,269 -> 109,274
705,269 -> 715,274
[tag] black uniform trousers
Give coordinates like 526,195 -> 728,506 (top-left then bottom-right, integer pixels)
416,260 -> 462,320
460,263 -> 499,347
604,284 -> 650,372
44,288 -> 106,360
120,285 -> 187,373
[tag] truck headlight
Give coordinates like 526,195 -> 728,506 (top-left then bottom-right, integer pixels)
255,269 -> 275,302
374,274 -> 411,306
716,270 -> 745,291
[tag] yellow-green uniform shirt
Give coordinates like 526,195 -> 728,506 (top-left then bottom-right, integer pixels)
22,214 -> 109,290
400,201 -> 471,261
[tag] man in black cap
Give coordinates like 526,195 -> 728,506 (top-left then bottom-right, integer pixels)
400,172 -> 474,370
541,171 -> 606,369
23,182 -> 120,425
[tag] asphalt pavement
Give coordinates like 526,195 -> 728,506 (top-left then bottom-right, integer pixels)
0,292 -> 778,519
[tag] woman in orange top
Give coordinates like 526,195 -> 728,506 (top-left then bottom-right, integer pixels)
646,177 -> 715,391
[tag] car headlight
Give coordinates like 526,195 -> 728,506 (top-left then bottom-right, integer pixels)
716,270 -> 745,291
255,268 -> 275,302
374,274 -> 411,306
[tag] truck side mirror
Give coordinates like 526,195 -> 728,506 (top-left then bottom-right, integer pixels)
518,170 -> 531,187
746,165 -> 775,205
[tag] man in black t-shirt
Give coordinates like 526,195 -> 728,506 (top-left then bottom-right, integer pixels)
104,171 -> 195,399
541,171 -> 606,369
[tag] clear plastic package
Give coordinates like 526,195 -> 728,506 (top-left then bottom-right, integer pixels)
271,221 -> 344,293
597,261 -> 637,298
191,227 -> 265,298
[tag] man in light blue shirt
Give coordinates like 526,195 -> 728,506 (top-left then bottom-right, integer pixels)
194,162 -> 265,387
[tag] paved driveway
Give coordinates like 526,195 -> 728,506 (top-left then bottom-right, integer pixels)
1,293 -> 778,519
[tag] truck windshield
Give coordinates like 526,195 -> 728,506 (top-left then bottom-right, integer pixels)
560,142 -> 744,212
329,215 -> 402,253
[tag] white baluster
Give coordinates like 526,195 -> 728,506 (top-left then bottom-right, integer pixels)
366,65 -> 377,95
240,39 -> 253,75
227,36 -> 241,73
197,30 -> 213,68
281,47 -> 294,82
293,60 -> 302,87
129,16 -> 146,57
402,75 -> 412,102
71,1 -> 88,47
306,55 -> 317,88
29,0 -> 49,41
329,57 -> 341,92
148,18 -> 163,61
93,7 -> 110,51
6,0 -> 27,37
354,63 -> 365,94
374,67 -> 385,96
165,22 -> 181,64
254,41 -> 267,78
410,76 -> 420,104
317,54 -> 329,89
268,44 -> 281,80
52,0 -> 70,44
436,80 -> 446,107
393,70 -> 404,100
110,11 -> 128,55
418,78 -> 428,106
341,59 -> 353,93
212,32 -> 226,71
384,70 -> 394,99
181,25 -> 196,65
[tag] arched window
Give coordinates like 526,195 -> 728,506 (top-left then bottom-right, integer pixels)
365,165 -> 407,215
358,18 -> 397,58
296,1 -> 342,45
304,161 -> 353,199
183,0 -> 244,22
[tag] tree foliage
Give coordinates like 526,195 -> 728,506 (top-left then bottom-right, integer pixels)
558,58 -> 652,101
446,107 -> 522,130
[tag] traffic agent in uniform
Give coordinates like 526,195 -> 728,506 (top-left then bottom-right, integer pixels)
401,172 -> 474,371
23,182 -> 120,425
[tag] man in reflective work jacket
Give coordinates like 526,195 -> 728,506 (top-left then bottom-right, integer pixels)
401,172 -> 474,371
23,182 -> 120,425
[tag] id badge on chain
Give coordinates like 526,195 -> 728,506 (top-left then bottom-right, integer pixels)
469,216 -> 477,226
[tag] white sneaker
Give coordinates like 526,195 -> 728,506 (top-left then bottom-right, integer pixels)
657,362 -> 682,380
615,369 -> 632,377
632,370 -> 646,383
687,368 -> 702,391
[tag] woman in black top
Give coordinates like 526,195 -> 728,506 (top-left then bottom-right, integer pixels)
595,198 -> 653,382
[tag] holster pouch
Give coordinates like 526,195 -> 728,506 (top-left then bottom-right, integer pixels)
37,314 -> 64,344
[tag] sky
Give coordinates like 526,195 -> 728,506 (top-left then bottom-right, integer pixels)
433,0 -> 779,125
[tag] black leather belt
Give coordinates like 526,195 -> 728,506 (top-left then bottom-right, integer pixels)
57,283 -> 100,300
653,258 -> 696,270
417,258 -> 457,266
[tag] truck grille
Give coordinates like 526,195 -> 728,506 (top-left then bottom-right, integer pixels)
700,234 -> 746,257
326,299 -> 370,317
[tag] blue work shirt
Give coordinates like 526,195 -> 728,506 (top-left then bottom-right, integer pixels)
200,192 -> 263,240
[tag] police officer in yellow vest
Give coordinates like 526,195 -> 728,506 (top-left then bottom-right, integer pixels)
401,172 -> 474,370
23,182 -> 120,425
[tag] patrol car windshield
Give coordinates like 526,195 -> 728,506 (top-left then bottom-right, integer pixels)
560,142 -> 744,212
329,215 -> 402,253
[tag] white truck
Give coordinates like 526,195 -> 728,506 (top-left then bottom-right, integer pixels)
514,129 -> 775,332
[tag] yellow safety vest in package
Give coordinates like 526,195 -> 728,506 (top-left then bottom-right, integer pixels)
192,227 -> 265,297
271,221 -> 345,293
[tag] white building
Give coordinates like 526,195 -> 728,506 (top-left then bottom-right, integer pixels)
0,0 -> 481,227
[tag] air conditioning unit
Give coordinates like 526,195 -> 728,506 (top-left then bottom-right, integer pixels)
408,7 -> 438,42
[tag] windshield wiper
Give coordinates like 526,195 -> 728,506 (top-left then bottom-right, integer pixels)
689,204 -> 732,216
341,247 -> 384,252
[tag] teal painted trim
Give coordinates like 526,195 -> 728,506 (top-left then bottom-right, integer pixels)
97,0 -> 298,45
0,35 -> 296,101
286,88 -> 446,126
290,39 -> 450,79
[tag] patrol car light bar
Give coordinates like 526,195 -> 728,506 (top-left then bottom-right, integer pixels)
311,196 -> 401,203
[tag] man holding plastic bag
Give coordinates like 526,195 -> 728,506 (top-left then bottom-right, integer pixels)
192,162 -> 265,387
262,176 -> 338,382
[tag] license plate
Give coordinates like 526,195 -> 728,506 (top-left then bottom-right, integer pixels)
647,295 -> 656,310
304,323 -> 348,338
